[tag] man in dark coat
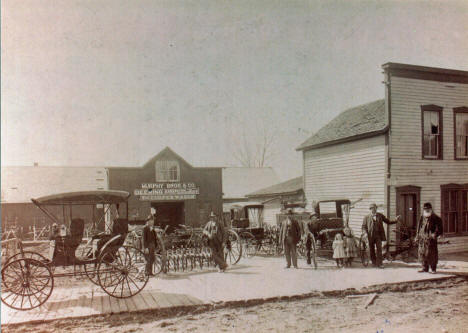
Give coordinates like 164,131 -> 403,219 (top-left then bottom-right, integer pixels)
143,207 -> 157,276
362,203 -> 399,268
203,212 -> 228,272
416,202 -> 443,273
280,209 -> 301,269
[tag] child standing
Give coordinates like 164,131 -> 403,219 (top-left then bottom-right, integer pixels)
332,233 -> 346,267
343,227 -> 358,267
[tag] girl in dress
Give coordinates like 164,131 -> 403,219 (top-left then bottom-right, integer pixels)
343,227 -> 358,267
332,233 -> 346,267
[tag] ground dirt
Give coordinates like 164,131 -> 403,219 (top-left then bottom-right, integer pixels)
3,277 -> 467,333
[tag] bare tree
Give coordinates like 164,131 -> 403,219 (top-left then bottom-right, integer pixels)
233,121 -> 276,167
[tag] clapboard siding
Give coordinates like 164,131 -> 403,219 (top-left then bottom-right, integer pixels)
389,75 -> 468,251
304,135 -> 386,237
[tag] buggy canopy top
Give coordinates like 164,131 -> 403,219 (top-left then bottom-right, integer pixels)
228,201 -> 264,209
31,190 -> 130,206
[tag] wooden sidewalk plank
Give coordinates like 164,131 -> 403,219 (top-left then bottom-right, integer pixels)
140,291 -> 160,310
171,293 -> 194,307
109,295 -> 120,314
155,292 -> 176,308
101,295 -> 113,315
130,293 -> 149,311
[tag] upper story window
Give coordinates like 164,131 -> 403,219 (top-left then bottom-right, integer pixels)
155,160 -> 180,182
421,105 -> 443,160
454,107 -> 468,160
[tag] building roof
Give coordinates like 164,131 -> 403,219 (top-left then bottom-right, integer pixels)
222,167 -> 279,199
296,99 -> 387,151
247,176 -> 303,197
1,166 -> 108,203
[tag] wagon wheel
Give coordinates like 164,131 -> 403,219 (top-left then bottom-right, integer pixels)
1,258 -> 54,310
79,245 -> 100,285
4,251 -> 53,272
97,246 -> 149,298
224,229 -> 242,265
359,235 -> 369,267
240,232 -> 257,258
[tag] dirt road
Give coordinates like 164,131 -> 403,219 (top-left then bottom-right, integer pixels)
4,277 -> 467,333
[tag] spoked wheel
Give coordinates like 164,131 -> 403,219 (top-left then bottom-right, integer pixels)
80,246 -> 100,285
1,258 -> 54,310
359,235 -> 369,267
240,232 -> 257,258
224,230 -> 242,265
97,246 -> 149,298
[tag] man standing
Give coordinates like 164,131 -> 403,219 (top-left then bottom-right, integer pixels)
280,209 -> 301,269
362,203 -> 399,268
303,203 -> 319,265
143,207 -> 157,276
203,212 -> 228,272
416,202 -> 443,274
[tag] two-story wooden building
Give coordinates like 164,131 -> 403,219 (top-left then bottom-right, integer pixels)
297,63 -> 468,253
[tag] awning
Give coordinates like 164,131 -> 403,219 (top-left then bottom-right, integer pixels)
32,190 -> 130,206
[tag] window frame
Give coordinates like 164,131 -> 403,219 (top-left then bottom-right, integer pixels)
453,106 -> 468,160
421,105 -> 443,160
155,160 -> 180,182
441,184 -> 468,236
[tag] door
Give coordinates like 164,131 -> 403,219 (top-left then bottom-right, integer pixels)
152,202 -> 184,233
396,186 -> 421,243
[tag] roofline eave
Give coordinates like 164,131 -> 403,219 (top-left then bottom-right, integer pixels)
246,189 -> 303,198
296,126 -> 389,152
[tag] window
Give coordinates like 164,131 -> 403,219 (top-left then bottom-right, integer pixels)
441,184 -> 468,235
454,107 -> 468,159
155,160 -> 180,181
421,105 -> 443,159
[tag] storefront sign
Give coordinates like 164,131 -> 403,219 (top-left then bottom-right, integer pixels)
135,183 -> 199,200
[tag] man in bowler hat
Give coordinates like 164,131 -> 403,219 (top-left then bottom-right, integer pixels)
280,208 -> 301,268
362,203 -> 399,268
416,202 -> 443,273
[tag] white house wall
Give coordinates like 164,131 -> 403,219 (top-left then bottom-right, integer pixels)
389,76 -> 468,253
303,135 -> 387,237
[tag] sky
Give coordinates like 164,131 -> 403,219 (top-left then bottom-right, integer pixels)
2,0 -> 468,180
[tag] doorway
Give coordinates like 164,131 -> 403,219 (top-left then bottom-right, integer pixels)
151,202 -> 184,233
396,186 -> 421,242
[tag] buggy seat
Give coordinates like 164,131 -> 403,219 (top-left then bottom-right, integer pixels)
94,218 -> 128,256
50,218 -> 85,265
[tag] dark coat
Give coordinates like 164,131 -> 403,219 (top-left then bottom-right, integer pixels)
142,225 -> 156,248
362,213 -> 397,241
416,213 -> 443,239
280,216 -> 301,245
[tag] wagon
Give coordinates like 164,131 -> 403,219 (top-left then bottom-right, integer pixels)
227,202 -> 279,257
1,191 -> 149,311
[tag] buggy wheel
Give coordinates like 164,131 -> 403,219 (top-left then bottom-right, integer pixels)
1,258 -> 53,311
240,232 -> 257,258
359,236 -> 369,267
4,251 -> 53,273
97,246 -> 149,298
224,230 -> 242,265
81,246 -> 100,285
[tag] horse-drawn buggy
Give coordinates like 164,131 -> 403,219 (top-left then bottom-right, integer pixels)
1,191 -> 149,311
227,202 -> 280,257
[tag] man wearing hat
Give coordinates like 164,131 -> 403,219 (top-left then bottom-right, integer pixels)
362,203 -> 399,268
203,212 -> 228,272
279,208 -> 301,268
415,202 -> 443,273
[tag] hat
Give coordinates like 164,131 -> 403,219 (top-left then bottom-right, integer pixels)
423,202 -> 432,210
209,212 -> 216,217
287,208 -> 293,214
369,203 -> 377,209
